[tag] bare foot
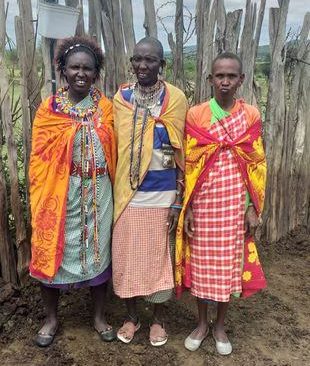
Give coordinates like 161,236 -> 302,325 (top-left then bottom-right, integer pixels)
39,317 -> 58,335
94,316 -> 111,333
213,325 -> 229,343
188,325 -> 209,340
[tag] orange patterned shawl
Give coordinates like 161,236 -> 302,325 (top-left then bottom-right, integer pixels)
176,100 -> 267,298
29,94 -> 116,281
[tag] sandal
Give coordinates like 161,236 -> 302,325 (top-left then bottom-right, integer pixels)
149,322 -> 168,347
95,325 -> 116,342
35,325 -> 58,347
117,317 -> 141,344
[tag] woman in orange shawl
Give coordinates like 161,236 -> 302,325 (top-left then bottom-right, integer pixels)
177,53 -> 267,355
29,37 -> 116,346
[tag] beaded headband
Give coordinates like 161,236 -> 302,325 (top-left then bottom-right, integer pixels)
63,43 -> 99,65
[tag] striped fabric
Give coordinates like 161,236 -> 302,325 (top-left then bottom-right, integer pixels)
190,110 -> 248,302
121,87 -> 177,208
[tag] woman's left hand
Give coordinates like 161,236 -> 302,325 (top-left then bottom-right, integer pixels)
167,208 -> 181,233
244,206 -> 259,237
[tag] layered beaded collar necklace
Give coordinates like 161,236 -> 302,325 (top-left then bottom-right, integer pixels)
55,86 -> 101,119
133,79 -> 163,109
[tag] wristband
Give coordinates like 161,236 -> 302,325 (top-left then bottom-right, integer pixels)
170,204 -> 183,210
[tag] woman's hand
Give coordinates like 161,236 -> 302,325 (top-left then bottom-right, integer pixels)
244,206 -> 259,237
184,206 -> 195,238
167,207 -> 181,233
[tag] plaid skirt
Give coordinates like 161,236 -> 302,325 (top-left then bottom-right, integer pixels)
190,110 -> 248,302
112,206 -> 174,299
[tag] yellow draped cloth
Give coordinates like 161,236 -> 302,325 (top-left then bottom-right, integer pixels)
29,95 -> 116,280
113,82 -> 188,223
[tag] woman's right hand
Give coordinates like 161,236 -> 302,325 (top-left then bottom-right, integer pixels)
184,206 -> 195,238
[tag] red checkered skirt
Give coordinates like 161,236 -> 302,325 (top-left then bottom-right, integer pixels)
112,206 -> 174,298
190,111 -> 248,302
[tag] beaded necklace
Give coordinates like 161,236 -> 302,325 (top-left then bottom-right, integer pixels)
129,105 -> 149,190
56,86 -> 101,273
55,86 -> 101,118
133,80 -> 163,109
129,81 -> 164,190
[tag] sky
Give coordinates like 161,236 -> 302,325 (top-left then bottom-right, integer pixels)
5,0 -> 310,50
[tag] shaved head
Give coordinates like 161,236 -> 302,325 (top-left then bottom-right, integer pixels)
134,37 -> 164,59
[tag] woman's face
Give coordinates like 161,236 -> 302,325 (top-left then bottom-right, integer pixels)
131,42 -> 163,87
63,51 -> 96,102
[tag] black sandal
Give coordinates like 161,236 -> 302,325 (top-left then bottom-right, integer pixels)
95,326 -> 116,342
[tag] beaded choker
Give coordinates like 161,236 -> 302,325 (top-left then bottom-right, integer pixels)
55,86 -> 101,119
133,80 -> 163,108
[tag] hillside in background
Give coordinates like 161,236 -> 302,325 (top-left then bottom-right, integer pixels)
165,44 -> 270,59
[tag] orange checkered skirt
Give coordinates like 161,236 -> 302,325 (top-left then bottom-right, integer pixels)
112,206 -> 174,298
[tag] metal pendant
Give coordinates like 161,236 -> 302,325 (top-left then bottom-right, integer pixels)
162,143 -> 175,168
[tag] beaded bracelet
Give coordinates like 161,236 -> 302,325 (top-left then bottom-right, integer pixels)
170,203 -> 183,210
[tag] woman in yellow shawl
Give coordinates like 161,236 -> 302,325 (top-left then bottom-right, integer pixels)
112,37 -> 187,346
29,37 -> 116,346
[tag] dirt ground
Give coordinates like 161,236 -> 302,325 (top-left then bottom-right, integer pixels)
0,228 -> 309,366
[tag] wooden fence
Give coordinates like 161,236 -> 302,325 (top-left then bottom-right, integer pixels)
0,0 -> 309,285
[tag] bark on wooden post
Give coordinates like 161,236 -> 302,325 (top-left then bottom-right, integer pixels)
97,0 -> 129,97
280,13 -> 310,234
263,0 -> 290,241
88,0 -> 101,42
0,126 -> 17,284
15,16 -> 32,223
17,0 -> 41,120
111,0 -> 127,85
173,0 -> 185,89
200,0 -> 217,102
194,0 -> 211,103
215,0 -> 226,54
224,9 -> 243,52
41,38 -> 55,99
99,0 -> 117,97
0,0 -> 29,283
0,0 -> 18,284
143,0 -> 158,38
120,0 -> 136,56
239,0 -> 266,104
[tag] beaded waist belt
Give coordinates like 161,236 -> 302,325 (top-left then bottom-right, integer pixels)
70,162 -> 107,177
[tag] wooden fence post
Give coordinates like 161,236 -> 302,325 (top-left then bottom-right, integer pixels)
143,0 -> 158,38
120,0 -> 136,56
0,0 -> 18,284
280,12 -> 310,234
263,0 -> 290,241
239,0 -> 266,105
0,0 -> 29,283
0,125 -> 17,284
